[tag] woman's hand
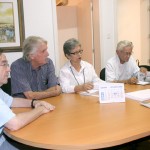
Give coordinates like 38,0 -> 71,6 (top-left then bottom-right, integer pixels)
82,82 -> 94,91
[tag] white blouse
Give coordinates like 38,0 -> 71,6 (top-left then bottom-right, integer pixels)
59,60 -> 104,93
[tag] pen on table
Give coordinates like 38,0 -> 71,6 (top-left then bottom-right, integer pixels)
131,72 -> 139,84
131,72 -> 138,78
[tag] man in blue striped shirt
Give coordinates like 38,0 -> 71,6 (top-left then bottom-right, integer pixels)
11,36 -> 62,99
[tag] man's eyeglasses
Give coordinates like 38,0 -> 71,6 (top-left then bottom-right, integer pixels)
70,50 -> 83,55
0,63 -> 9,67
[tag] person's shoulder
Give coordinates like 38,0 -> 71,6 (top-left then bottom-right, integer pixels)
129,56 -> 136,62
82,60 -> 92,66
11,58 -> 25,66
107,55 -> 117,64
60,61 -> 69,69
46,58 -> 55,65
59,61 -> 71,73
109,55 -> 116,61
12,57 -> 23,63
47,58 -> 52,62
0,89 -> 13,101
128,56 -> 138,66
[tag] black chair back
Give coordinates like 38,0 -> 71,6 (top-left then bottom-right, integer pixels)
100,68 -> 105,81
1,78 -> 11,95
139,65 -> 150,71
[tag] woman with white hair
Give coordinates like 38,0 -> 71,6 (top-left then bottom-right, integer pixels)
59,38 -> 104,93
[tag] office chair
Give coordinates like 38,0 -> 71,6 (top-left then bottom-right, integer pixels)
100,68 -> 105,81
1,78 -> 11,95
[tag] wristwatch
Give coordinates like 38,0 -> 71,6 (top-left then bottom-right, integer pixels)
31,99 -> 37,108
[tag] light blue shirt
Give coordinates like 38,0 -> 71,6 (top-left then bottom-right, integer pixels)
0,89 -> 15,146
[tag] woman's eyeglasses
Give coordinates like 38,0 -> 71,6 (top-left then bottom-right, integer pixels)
70,50 -> 83,55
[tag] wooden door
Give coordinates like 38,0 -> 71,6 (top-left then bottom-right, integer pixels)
77,0 -> 93,65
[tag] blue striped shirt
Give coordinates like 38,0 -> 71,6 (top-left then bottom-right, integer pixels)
11,58 -> 58,98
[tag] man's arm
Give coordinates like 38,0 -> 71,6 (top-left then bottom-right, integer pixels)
105,62 -> 116,82
11,98 -> 55,108
4,106 -> 50,131
24,85 -> 62,100
140,67 -> 148,74
113,77 -> 138,84
11,97 -> 32,107
5,98 -> 55,131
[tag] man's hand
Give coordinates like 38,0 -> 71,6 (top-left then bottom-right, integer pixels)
34,101 -> 55,113
140,67 -> 148,75
128,77 -> 138,84
46,85 -> 62,96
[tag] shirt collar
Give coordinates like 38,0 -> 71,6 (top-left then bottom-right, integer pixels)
67,60 -> 86,71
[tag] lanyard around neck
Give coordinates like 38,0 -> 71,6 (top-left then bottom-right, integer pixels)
70,67 -> 85,85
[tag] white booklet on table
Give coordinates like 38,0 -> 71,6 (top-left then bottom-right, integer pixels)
125,89 -> 150,101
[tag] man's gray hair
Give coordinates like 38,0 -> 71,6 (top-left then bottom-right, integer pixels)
22,36 -> 47,61
116,40 -> 133,51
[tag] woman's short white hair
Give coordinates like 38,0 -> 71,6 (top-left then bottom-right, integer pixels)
116,40 -> 133,51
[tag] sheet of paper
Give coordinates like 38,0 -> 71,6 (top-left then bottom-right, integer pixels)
138,71 -> 150,82
140,100 -> 150,108
137,81 -> 150,85
79,82 -> 105,97
99,83 -> 125,103
80,89 -> 99,97
125,89 -> 150,101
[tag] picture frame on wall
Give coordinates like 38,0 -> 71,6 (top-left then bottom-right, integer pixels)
0,0 -> 25,52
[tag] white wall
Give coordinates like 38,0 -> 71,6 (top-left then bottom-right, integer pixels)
99,0 -> 117,68
57,0 -> 118,71
5,0 -> 59,75
117,0 -> 141,63
117,0 -> 150,65
140,0 -> 150,65
99,0 -> 150,68
5,0 -> 149,77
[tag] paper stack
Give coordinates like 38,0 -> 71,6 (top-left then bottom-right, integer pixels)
125,89 -> 150,101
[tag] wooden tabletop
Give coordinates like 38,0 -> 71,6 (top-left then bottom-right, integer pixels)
4,84 -> 150,149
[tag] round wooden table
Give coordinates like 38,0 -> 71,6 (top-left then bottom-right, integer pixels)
4,84 -> 150,149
